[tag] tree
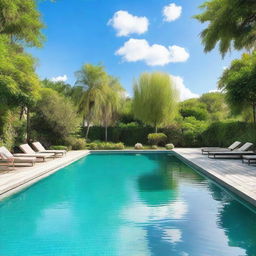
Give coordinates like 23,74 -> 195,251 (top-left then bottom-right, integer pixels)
133,72 -> 178,132
75,64 -> 109,139
199,92 -> 230,121
194,0 -> 256,57
219,52 -> 256,123
98,76 -> 124,141
0,0 -> 44,47
0,35 -> 41,142
31,88 -> 80,144
179,98 -> 208,121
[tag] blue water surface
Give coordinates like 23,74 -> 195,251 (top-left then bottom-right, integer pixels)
0,153 -> 256,256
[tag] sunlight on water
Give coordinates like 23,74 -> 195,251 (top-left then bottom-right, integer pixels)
0,153 -> 256,256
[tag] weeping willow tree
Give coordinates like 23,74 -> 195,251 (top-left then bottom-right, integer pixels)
133,72 -> 179,132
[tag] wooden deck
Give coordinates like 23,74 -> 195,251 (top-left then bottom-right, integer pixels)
0,150 -> 89,200
174,148 -> 256,207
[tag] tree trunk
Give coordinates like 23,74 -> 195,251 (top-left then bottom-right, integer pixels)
85,121 -> 90,140
105,124 -> 108,142
253,103 -> 256,124
155,125 -> 158,133
26,107 -> 30,143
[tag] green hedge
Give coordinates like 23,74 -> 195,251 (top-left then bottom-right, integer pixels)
200,122 -> 256,147
82,122 -> 256,147
82,126 -> 154,146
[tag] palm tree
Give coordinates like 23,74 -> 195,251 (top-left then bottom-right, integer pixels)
98,76 -> 124,141
75,64 -> 108,139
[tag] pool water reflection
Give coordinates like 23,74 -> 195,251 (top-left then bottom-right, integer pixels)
0,153 -> 255,256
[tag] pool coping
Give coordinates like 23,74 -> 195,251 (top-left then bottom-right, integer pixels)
172,150 -> 256,208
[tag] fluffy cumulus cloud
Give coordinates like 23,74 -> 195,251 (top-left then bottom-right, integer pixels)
163,3 -> 182,22
108,10 -> 149,36
171,75 -> 199,101
116,39 -> 189,66
50,75 -> 68,82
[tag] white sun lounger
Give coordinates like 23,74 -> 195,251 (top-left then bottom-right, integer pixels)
19,144 -> 55,162
32,142 -> 66,157
0,146 -> 36,167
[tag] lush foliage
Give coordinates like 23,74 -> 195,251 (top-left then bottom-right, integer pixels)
64,137 -> 86,150
0,0 -> 44,47
219,52 -> 256,123
179,92 -> 229,121
87,141 -> 125,150
194,0 -> 256,56
31,88 -> 80,145
49,145 -> 69,151
75,64 -> 124,140
200,122 -> 256,147
133,72 -> 178,132
147,133 -> 168,146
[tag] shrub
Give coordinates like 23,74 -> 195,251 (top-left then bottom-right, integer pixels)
135,143 -> 143,149
87,141 -> 125,150
49,145 -> 69,151
151,145 -> 158,149
65,137 -> 86,150
147,133 -> 167,146
165,143 -> 174,150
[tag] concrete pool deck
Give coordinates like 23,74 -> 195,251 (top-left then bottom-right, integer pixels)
1,148 -> 256,207
0,150 -> 89,200
174,148 -> 256,207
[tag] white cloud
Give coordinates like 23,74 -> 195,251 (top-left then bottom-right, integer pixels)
163,3 -> 182,22
108,10 -> 149,36
209,89 -> 222,93
50,75 -> 68,82
171,75 -> 199,101
116,39 -> 189,66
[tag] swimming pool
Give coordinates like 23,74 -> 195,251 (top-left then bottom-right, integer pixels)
0,152 -> 256,256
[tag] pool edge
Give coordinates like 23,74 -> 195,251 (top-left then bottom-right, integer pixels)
0,150 -> 90,201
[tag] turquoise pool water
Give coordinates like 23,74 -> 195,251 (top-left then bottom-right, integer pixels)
0,153 -> 256,256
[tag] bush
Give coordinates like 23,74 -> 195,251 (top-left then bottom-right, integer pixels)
87,141 -> 125,150
147,133 -> 167,146
49,145 -> 69,151
151,145 -> 158,149
135,143 -> 143,149
165,143 -> 174,150
65,137 -> 86,150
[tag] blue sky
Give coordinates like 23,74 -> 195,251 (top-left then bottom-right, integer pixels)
30,0 -> 241,99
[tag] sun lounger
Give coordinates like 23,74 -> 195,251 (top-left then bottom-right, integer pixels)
0,146 -> 36,167
208,142 -> 254,159
242,155 -> 256,165
19,144 -> 55,162
201,141 -> 241,155
32,142 -> 66,157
